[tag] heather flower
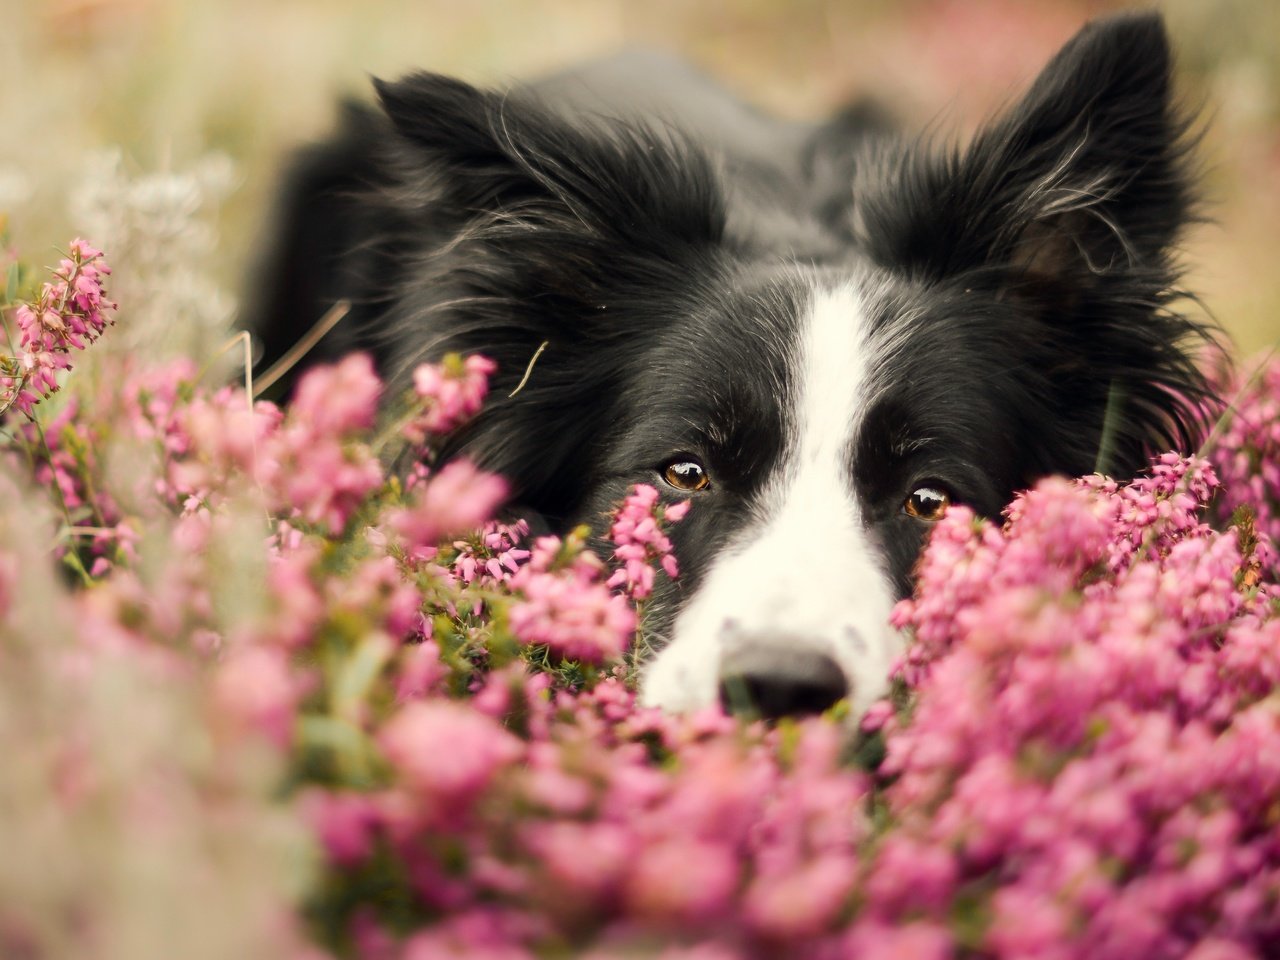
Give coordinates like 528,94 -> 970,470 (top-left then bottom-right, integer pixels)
328,554 -> 423,639
743,854 -> 858,940
395,638 -> 450,701
840,921 -> 954,960
508,533 -> 636,664
453,519 -> 531,588
623,838 -> 739,924
379,700 -> 523,803
2,239 -> 116,417
1210,354 -> 1280,557
407,352 -> 497,442
212,644 -> 307,748
391,460 -> 508,555
401,911 -> 538,960
874,457 -> 1280,957
259,545 -> 325,649
508,573 -> 635,664
521,820 -> 634,906
300,788 -> 379,867
7,229 -> 1280,959
17,239 -> 116,351
169,386 -> 283,495
606,483 -> 690,599
290,352 -> 381,437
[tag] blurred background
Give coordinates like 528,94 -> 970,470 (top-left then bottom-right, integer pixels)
1,0 -> 1277,356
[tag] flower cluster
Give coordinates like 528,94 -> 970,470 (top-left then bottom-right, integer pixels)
1210,355 -> 1280,558
5,236 -> 1280,959
509,528 -> 638,664
452,519 -> 531,589
407,352 -> 498,442
882,462 -> 1280,958
607,483 -> 690,599
2,238 -> 116,417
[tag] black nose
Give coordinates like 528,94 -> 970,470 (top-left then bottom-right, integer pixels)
717,644 -> 849,719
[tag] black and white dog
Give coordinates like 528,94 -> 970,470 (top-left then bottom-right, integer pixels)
250,12 -> 1214,719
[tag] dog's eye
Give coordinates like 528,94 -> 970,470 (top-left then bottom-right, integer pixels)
904,485 -> 950,521
663,459 -> 710,492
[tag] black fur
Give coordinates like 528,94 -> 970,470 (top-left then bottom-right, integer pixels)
248,12 -> 1219,637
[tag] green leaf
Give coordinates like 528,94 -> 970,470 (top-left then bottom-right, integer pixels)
332,633 -> 394,722
4,261 -> 18,305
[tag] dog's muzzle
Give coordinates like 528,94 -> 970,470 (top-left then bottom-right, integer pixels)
717,638 -> 849,719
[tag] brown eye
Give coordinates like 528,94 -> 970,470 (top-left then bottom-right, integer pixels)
904,485 -> 950,521
663,459 -> 710,492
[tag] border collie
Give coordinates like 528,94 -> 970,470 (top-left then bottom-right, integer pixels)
249,11 -> 1214,719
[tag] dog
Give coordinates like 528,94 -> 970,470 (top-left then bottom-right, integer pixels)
248,11 -> 1214,719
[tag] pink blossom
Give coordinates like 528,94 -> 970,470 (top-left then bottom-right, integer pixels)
605,483 -> 690,599
379,701 -> 523,802
402,913 -> 536,960
290,353 -> 381,437
212,645 -> 306,748
395,639 -> 449,701
744,855 -> 857,940
6,238 -> 1280,960
391,460 -> 507,553
408,352 -> 497,441
522,821 -> 634,906
300,789 -> 379,866
2,238 -> 115,417
1209,355 -> 1280,561
453,519 -> 531,588
623,839 -> 739,924
508,571 -> 635,664
508,534 -> 636,663
842,921 -> 953,960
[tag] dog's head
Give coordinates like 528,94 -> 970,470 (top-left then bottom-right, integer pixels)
372,12 -> 1215,716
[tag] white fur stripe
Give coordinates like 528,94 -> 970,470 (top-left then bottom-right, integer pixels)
641,282 -> 900,714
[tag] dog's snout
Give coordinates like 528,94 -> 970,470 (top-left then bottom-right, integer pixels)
717,643 -> 849,719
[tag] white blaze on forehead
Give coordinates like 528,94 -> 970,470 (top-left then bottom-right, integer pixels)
641,282 -> 902,714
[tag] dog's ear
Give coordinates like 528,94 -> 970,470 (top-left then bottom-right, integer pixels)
370,74 -> 728,523
372,72 -> 724,264
975,11 -> 1194,288
860,12 -> 1216,475
861,12 -> 1194,287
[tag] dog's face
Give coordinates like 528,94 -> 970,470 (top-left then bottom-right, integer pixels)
368,13 -> 1212,716
624,272 -> 1044,716
566,266 -> 1049,716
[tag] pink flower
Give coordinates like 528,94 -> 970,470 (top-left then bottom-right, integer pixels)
509,571 -> 635,664
392,460 -> 507,554
508,534 -> 636,663
408,353 -> 497,441
452,519 -> 531,588
606,484 -> 690,599
2,238 -> 116,417
290,353 -> 381,437
379,701 -> 523,802
522,821 -> 634,905
300,788 -> 379,866
328,554 -> 423,638
402,910 -> 536,960
1185,941 -> 1257,960
744,855 -> 857,939
1209,354 -> 1280,558
212,645 -> 306,748
624,839 -> 739,924
843,921 -> 953,960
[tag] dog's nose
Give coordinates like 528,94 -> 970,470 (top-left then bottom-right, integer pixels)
717,643 -> 849,719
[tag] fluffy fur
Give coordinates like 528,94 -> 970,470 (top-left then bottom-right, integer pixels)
249,12 -> 1216,717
